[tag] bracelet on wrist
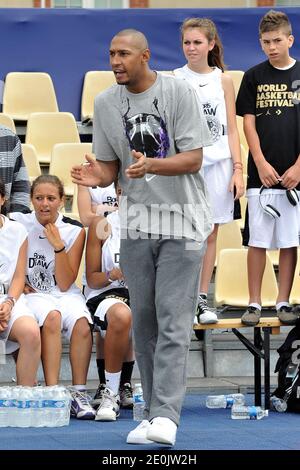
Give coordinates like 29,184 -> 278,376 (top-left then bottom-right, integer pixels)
105,271 -> 114,283
233,162 -> 243,169
4,296 -> 16,309
54,246 -> 66,254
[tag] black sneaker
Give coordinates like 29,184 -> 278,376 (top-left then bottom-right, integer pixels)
119,382 -> 133,409
277,306 -> 298,325
241,306 -> 261,326
91,383 -> 106,410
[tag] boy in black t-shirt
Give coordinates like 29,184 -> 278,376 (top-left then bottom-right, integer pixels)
236,10 -> 300,326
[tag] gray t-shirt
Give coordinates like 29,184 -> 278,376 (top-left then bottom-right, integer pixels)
93,73 -> 213,242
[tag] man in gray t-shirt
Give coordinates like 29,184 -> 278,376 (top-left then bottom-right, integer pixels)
72,29 -> 212,446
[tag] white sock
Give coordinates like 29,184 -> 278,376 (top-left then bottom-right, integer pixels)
248,303 -> 261,311
73,384 -> 86,392
105,371 -> 121,396
276,301 -> 290,311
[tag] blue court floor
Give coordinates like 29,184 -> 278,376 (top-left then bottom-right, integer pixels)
0,393 -> 299,451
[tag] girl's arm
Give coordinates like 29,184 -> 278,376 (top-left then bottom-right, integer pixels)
7,238 -> 27,300
44,224 -> 86,292
77,185 -> 97,227
222,73 -> 244,199
85,216 -> 124,289
86,216 -> 112,289
0,238 -> 27,324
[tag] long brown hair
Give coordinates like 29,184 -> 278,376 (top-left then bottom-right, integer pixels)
180,18 -> 225,72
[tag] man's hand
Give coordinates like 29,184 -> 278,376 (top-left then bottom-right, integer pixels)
71,154 -> 102,187
281,164 -> 300,190
257,160 -> 281,188
125,150 -> 150,179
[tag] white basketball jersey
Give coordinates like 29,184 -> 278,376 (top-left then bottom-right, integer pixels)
174,65 -> 231,166
86,210 -> 126,301
0,216 -> 27,289
11,212 -> 82,295
88,184 -> 117,208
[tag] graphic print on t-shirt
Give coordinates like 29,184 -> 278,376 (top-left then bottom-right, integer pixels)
28,253 -> 55,293
122,97 -> 170,158
202,102 -> 221,143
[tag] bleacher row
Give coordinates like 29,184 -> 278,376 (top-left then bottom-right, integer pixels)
0,69 -> 248,218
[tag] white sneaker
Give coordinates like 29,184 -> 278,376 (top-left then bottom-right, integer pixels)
95,386 -> 120,421
199,310 -> 218,324
126,420 -> 154,444
197,295 -> 218,325
147,417 -> 177,446
193,315 -> 199,325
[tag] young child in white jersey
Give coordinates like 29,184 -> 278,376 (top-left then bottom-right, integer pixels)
174,18 -> 244,324
11,175 -> 95,420
85,184 -> 133,421
77,183 -> 118,227
78,183 -> 135,410
0,178 -> 40,385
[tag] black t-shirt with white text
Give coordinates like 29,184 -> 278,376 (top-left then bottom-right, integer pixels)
236,60 -> 300,189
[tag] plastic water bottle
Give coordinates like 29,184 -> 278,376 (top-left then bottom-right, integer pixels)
206,393 -> 245,409
231,405 -> 268,419
133,383 -> 145,421
41,385 -> 71,427
50,385 -> 71,427
0,386 -> 9,427
31,386 -> 44,427
17,386 -> 33,427
270,395 -> 287,413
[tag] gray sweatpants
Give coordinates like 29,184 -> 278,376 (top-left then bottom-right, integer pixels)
120,233 -> 204,425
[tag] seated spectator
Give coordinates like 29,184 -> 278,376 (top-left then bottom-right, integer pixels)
86,186 -> 134,421
0,125 -> 30,212
11,175 -> 95,420
78,183 -> 135,411
0,178 -> 40,385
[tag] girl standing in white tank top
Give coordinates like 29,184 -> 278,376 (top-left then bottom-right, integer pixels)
174,18 -> 244,325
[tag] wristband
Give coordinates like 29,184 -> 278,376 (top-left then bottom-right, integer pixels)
233,162 -> 243,170
106,271 -> 114,283
54,246 -> 66,253
5,296 -> 16,307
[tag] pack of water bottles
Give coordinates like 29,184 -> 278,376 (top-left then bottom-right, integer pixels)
0,385 -> 72,427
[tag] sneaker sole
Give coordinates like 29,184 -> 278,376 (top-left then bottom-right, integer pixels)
147,429 -> 176,446
75,413 -> 96,420
278,318 -> 297,325
95,413 -> 118,421
126,436 -> 154,444
241,319 -> 260,326
199,318 -> 219,325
